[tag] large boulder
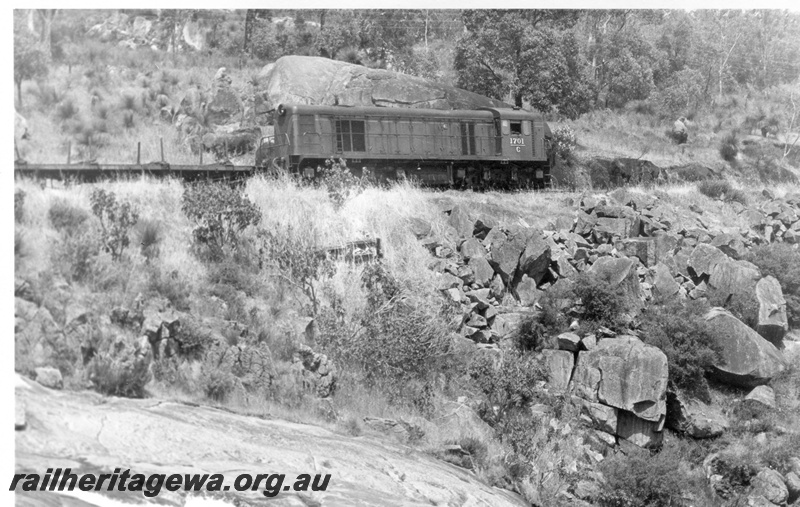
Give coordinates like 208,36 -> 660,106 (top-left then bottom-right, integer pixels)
258,56 -> 509,110
687,243 -> 727,278
517,232 -> 551,285
707,258 -> 760,300
573,337 -> 668,423
755,276 -> 788,347
704,308 -> 787,387
488,228 -> 533,285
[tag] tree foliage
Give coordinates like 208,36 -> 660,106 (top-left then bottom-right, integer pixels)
14,20 -> 49,107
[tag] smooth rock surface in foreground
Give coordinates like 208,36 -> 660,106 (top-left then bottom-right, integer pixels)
15,376 -> 524,506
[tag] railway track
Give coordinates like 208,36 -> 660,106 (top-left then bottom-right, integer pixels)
13,160 -> 564,193
13,161 -> 256,182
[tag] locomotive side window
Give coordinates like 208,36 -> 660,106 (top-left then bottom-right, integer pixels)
460,123 -> 476,155
335,119 -> 366,152
522,121 -> 531,136
510,122 -> 522,135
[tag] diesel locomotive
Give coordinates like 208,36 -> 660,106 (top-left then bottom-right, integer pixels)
255,103 -> 555,188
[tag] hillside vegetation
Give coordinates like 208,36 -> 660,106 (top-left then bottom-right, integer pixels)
13,8 -> 800,507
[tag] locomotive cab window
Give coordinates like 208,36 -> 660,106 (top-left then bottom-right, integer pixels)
522,121 -> 531,136
335,119 -> 366,152
510,122 -> 522,135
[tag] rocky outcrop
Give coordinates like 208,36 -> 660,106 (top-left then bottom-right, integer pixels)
704,308 -> 787,387
573,337 -> 668,447
258,55 -> 509,111
15,375 -> 526,506
542,349 -> 574,392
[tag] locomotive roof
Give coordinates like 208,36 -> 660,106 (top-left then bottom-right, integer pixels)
277,104 -> 545,121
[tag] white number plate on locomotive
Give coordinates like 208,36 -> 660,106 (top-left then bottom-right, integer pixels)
510,137 -> 525,146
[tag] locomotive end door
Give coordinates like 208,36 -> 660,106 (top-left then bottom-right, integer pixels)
507,120 -> 533,161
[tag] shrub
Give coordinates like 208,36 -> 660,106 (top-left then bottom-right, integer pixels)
639,300 -> 722,398
122,111 -> 135,130
551,125 -> 577,160
706,287 -> 759,330
598,438 -> 708,507
745,243 -> 800,327
51,229 -> 103,282
709,453 -> 758,499
468,350 -> 546,426
572,272 -> 630,331
90,188 -> 139,261
318,263 -> 452,409
137,220 -> 161,261
258,225 -> 334,315
696,179 -> 747,205
55,98 -> 79,123
719,132 -> 739,162
182,182 -> 261,261
319,158 -> 363,210
48,198 -> 90,233
14,189 -> 25,223
88,352 -> 151,398
145,266 -> 191,311
515,292 -> 569,351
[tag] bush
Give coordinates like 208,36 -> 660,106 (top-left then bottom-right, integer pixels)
15,189 -> 25,223
745,243 -> 800,327
696,179 -> 747,205
551,125 -> 577,160
515,291 -> 569,351
88,352 -> 151,398
137,220 -> 161,261
468,350 -> 546,426
182,182 -> 261,261
639,300 -> 722,398
51,229 -> 103,282
145,266 -> 191,311
48,198 -> 90,233
90,188 -> 139,261
598,439 -> 707,507
573,272 -> 630,332
319,158 -> 363,210
258,225 -> 334,315
719,132 -> 739,163
706,287 -> 759,330
318,263 -> 452,410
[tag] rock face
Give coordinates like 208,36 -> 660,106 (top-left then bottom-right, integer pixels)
704,308 -> 787,387
15,375 -> 525,506
755,276 -> 788,347
573,337 -> 668,447
542,349 -> 574,392
258,55 -> 509,110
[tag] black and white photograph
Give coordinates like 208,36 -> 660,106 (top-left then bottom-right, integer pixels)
10,5 -> 800,506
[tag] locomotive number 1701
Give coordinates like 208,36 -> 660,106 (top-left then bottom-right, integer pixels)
510,137 -> 525,146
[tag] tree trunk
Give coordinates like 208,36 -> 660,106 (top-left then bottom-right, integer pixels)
36,9 -> 57,59
16,80 -> 23,108
243,9 -> 256,53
